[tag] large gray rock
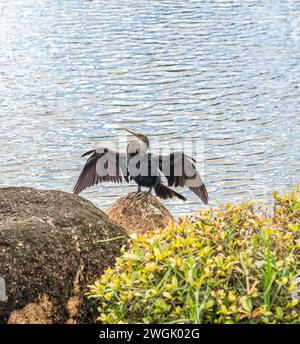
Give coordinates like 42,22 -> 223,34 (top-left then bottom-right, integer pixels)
0,187 -> 127,324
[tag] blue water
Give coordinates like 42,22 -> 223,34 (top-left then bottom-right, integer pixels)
0,0 -> 299,216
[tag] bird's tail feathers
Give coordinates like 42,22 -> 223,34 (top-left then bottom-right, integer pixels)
154,183 -> 186,201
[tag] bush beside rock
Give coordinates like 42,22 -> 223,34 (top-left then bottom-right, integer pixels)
88,189 -> 300,324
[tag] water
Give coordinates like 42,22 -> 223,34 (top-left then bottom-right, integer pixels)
0,0 -> 299,216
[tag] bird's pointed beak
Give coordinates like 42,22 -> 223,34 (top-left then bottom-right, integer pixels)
124,128 -> 141,139
124,128 -> 150,148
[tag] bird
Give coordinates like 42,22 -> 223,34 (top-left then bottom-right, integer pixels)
73,129 -> 208,204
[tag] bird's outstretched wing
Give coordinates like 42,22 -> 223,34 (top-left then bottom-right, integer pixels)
73,147 -> 129,195
153,152 -> 208,204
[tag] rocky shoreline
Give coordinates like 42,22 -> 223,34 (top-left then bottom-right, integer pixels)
0,187 -> 150,323
0,187 -> 172,324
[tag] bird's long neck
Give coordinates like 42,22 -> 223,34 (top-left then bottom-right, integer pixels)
127,152 -> 138,160
139,140 -> 149,154
127,140 -> 148,161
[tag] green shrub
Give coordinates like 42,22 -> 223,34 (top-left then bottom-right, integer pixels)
87,189 -> 300,323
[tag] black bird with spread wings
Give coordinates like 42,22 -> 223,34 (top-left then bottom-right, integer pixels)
73,129 -> 208,204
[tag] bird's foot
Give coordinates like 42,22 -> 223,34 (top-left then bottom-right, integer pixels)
128,191 -> 139,199
137,191 -> 152,202
134,191 -> 145,200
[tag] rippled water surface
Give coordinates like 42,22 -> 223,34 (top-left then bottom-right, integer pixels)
0,0 -> 299,216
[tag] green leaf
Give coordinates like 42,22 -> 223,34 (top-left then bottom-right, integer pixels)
240,296 -> 253,314
204,299 -> 215,309
276,307 -> 283,319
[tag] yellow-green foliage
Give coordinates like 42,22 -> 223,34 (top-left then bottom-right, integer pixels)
87,189 -> 300,324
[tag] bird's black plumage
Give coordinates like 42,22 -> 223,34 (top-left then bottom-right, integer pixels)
73,130 -> 208,204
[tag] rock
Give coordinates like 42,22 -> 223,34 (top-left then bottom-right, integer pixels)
0,187 -> 127,324
106,192 -> 175,234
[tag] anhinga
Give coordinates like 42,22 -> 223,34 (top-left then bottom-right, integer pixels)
73,129 -> 208,204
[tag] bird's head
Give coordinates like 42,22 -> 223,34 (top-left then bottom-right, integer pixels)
124,129 -> 150,152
